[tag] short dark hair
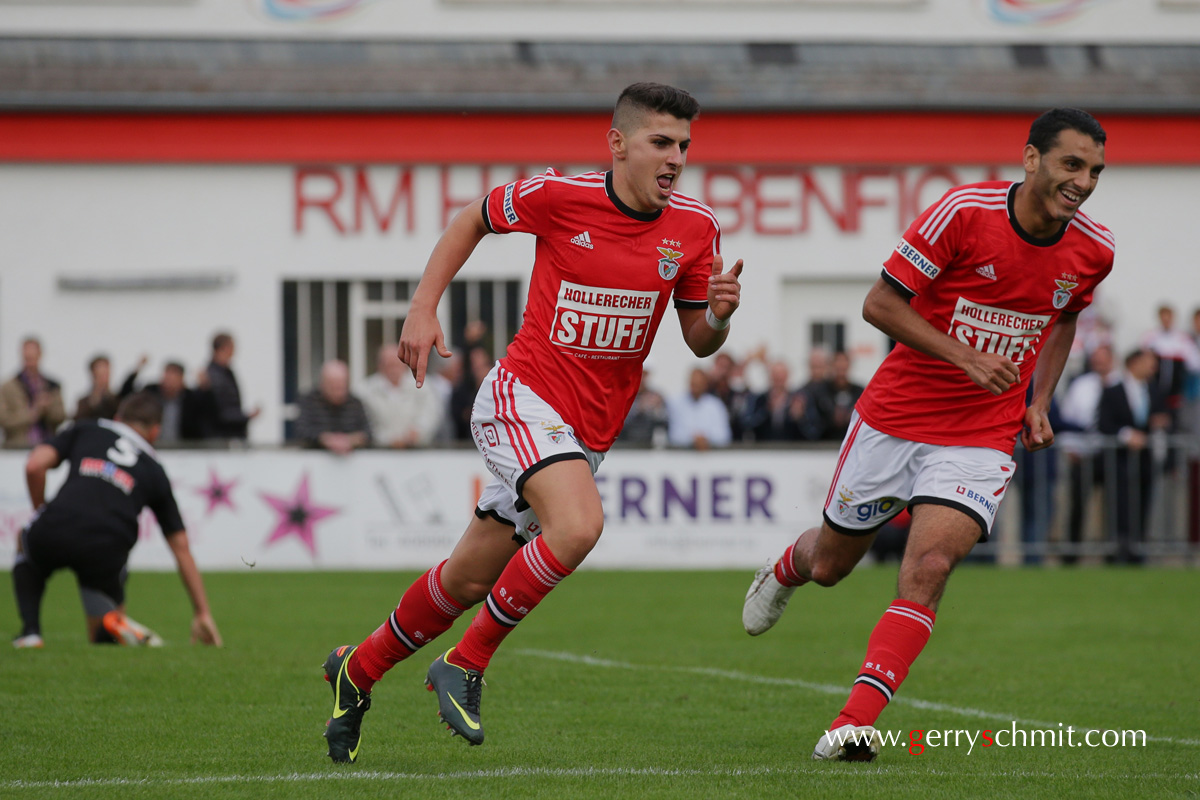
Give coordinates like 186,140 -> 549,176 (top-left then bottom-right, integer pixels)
88,354 -> 110,372
164,361 -> 186,375
612,83 -> 700,132
212,332 -> 233,352
1027,108 -> 1106,154
1125,348 -> 1156,368
116,391 -> 163,427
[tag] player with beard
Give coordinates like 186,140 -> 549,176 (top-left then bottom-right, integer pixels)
320,83 -> 743,762
743,108 -> 1113,761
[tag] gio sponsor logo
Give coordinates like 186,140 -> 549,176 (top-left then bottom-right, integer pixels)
1052,279 -> 1078,310
895,238 -> 940,280
657,246 -> 683,280
855,497 -> 899,524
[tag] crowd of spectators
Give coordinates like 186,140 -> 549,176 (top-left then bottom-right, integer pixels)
621,345 -> 866,449
5,306 -> 1199,468
1043,304 -> 1200,562
0,332 -> 258,449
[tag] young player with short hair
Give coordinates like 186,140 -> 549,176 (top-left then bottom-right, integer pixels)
743,108 -> 1113,761
321,82 -> 744,762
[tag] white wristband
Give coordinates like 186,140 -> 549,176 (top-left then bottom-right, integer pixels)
705,308 -> 730,330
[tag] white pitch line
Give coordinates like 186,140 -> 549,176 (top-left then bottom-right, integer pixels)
4,766 -> 1198,791
513,649 -> 1200,748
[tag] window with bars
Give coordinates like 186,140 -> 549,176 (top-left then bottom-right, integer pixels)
281,278 -> 524,428
810,320 -> 846,355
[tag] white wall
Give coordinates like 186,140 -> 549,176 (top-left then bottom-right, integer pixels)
0,161 -> 1192,443
0,0 -> 1196,43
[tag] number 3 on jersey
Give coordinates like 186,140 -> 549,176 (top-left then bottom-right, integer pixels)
107,437 -> 140,467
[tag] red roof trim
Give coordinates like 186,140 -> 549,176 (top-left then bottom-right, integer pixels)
1,111 -> 1197,165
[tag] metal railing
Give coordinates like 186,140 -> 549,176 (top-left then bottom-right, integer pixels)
987,432 -> 1200,564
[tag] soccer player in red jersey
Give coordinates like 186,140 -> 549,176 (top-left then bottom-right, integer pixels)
320,83 -> 744,762
743,108 -> 1113,761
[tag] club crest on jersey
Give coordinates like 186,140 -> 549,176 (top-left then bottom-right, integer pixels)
656,246 -> 683,280
539,421 -> 571,444
1052,279 -> 1079,310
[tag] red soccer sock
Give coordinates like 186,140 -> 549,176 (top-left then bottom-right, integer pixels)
348,560 -> 466,692
450,536 -> 572,673
831,599 -> 935,729
774,542 -> 810,588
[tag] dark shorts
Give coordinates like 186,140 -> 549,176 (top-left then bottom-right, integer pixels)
23,518 -> 131,607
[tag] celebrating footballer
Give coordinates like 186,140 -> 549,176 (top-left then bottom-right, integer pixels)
320,82 -> 743,763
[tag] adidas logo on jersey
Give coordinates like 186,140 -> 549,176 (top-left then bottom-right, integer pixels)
976,264 -> 998,281
570,231 -> 594,250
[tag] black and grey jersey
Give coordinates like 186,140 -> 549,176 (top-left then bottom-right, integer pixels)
35,419 -> 184,549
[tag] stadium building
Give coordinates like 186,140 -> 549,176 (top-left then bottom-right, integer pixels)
0,0 -> 1198,569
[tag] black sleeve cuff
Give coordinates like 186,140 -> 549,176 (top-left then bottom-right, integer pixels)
673,298 -> 709,309
881,269 -> 917,301
481,198 -> 497,234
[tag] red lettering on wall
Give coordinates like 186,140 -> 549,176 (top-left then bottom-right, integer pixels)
798,170 -> 848,233
295,167 -> 345,233
354,166 -> 414,233
703,168 -> 748,235
296,164 -> 1007,237
441,166 -> 493,230
906,167 -> 961,225
843,167 -> 894,232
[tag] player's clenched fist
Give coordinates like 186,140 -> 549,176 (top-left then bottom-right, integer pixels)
962,350 -> 1021,396
707,253 -> 744,322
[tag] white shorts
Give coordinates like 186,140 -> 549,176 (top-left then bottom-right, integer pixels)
823,412 -> 1016,541
471,362 -> 604,544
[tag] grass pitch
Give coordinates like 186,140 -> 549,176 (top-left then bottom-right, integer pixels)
1,566 -> 1197,799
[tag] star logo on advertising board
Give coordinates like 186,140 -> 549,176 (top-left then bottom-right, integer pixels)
195,468 -> 239,516
260,473 -> 339,557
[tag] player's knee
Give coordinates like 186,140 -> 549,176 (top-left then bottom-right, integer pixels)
809,556 -> 853,587
446,577 -> 492,607
908,549 -> 955,586
541,507 -> 604,565
560,513 -> 605,552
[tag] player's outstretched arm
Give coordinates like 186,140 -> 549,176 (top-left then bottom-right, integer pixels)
24,444 -> 62,509
400,197 -> 491,387
1021,311 -> 1077,451
165,530 -> 223,646
680,253 -> 744,357
862,278 -> 1020,396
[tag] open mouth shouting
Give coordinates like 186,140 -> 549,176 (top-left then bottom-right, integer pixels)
656,172 -> 676,198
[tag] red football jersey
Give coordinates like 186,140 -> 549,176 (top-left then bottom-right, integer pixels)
483,170 -> 720,452
854,181 -> 1115,454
